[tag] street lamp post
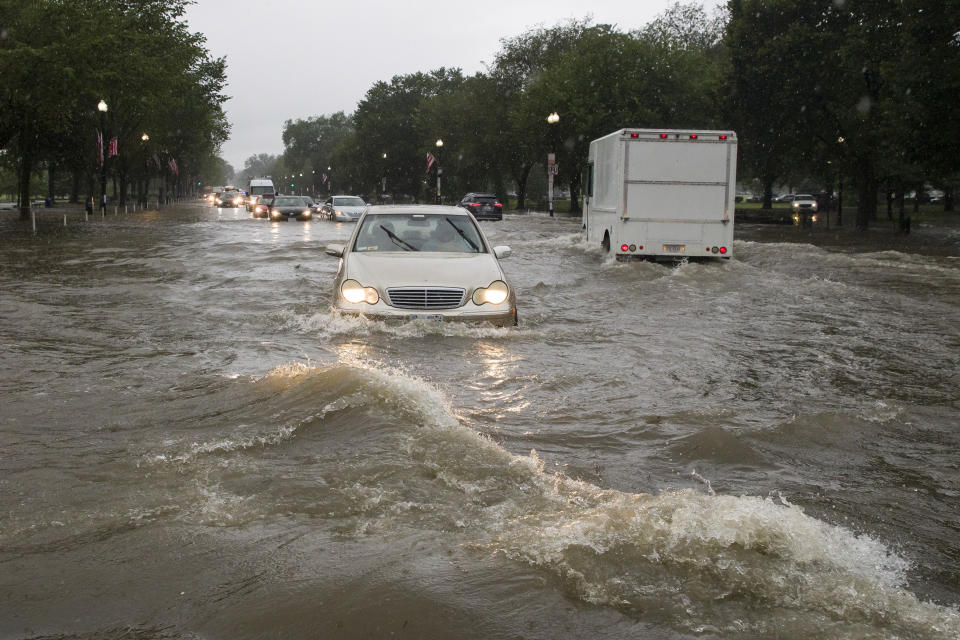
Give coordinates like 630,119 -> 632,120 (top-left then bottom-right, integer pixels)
141,133 -> 149,208
836,137 -> 845,227
435,139 -> 443,204
381,153 -> 387,202
546,112 -> 559,217
98,99 -> 108,214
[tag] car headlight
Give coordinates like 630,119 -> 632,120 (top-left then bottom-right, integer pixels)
271,209 -> 281,218
791,202 -> 799,209
472,280 -> 509,305
302,209 -> 311,217
341,279 -> 379,304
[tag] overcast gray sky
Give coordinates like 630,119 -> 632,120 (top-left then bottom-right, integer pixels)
183,0 -> 679,171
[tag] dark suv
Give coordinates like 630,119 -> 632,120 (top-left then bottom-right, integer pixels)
458,192 -> 503,221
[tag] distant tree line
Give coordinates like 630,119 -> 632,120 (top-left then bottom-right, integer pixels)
250,1 -> 958,230
0,0 -> 230,218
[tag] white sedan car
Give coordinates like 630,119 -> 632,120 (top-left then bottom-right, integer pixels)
322,195 -> 368,222
325,205 -> 517,326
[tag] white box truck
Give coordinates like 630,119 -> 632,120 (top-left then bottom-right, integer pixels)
583,128 -> 737,260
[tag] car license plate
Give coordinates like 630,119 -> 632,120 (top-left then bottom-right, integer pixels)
663,244 -> 686,254
408,314 -> 443,322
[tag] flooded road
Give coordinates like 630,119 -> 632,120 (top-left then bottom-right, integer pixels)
2,204 -> 959,639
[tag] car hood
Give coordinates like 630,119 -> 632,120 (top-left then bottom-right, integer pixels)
333,205 -> 366,214
344,252 -> 504,289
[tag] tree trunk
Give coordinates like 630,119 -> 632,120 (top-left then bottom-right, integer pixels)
70,170 -> 81,204
762,175 -> 775,209
48,166 -> 56,206
18,151 -> 33,221
854,157 -> 877,230
514,163 -> 531,210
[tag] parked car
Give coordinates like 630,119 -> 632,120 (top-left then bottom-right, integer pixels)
322,195 -> 368,222
325,205 -> 517,326
457,192 -> 503,220
268,195 -> 314,221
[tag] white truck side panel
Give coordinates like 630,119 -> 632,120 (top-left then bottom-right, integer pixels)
585,128 -> 736,260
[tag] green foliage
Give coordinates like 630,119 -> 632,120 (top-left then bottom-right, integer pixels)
0,0 -> 230,212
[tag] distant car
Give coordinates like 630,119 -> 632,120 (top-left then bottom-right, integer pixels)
458,192 -> 503,220
215,190 -> 243,208
325,205 -> 517,326
791,194 -> 819,224
774,194 -> 797,203
791,194 -> 818,212
268,195 -> 314,221
251,194 -> 276,218
322,195 -> 368,222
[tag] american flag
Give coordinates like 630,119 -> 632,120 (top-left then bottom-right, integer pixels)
425,152 -> 435,174
321,173 -> 327,184
168,158 -> 178,175
108,137 -> 118,157
97,130 -> 104,166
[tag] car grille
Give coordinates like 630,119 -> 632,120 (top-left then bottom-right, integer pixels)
386,287 -> 466,310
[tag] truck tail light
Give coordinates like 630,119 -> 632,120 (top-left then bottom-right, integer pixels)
620,244 -> 629,252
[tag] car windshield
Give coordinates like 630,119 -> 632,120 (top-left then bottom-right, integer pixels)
273,197 -> 302,206
353,214 -> 485,253
334,197 -> 365,207
472,196 -> 498,204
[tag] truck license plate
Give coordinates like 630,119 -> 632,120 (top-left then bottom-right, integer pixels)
663,244 -> 686,253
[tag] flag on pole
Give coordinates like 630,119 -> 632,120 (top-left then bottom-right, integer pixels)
153,153 -> 161,169
425,152 -> 435,174
168,158 -> 179,175
97,130 -> 104,166
108,137 -> 118,157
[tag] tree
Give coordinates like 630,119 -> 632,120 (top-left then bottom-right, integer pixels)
0,0 -> 228,218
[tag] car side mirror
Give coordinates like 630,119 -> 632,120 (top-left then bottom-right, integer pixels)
493,246 -> 511,259
325,243 -> 345,257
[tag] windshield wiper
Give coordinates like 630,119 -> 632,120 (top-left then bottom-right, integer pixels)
445,218 -> 480,252
380,224 -> 419,251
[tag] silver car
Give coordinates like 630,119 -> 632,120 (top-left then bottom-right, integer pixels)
325,205 -> 517,326
322,195 -> 368,222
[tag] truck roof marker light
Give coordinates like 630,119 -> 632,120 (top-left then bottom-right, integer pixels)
659,133 -> 668,139
630,132 -> 639,138
719,135 -> 728,140
689,134 -> 698,140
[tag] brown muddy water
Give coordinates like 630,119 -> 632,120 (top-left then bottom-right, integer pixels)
1,205 -> 959,639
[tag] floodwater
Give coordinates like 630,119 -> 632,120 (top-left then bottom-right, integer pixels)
1,204 -> 958,639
